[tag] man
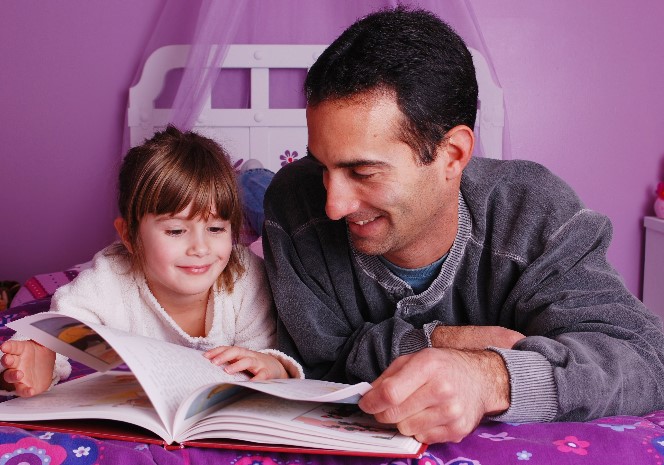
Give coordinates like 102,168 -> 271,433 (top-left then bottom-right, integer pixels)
262,7 -> 664,444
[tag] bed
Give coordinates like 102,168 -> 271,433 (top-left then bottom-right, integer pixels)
2,44 -> 663,465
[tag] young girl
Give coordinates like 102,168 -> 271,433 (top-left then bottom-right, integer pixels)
0,125 -> 302,397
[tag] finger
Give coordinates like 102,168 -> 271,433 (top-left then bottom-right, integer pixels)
391,395 -> 465,436
410,424 -> 462,445
359,352 -> 432,415
224,357 -> 257,374
405,407 -> 480,444
375,372 -> 466,426
0,340 -> 23,356
207,348 -> 246,365
1,353 -> 18,369
203,346 -> 232,359
13,382 -> 35,398
249,368 -> 270,381
3,368 -> 24,384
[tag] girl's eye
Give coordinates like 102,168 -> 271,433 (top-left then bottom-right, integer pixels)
208,226 -> 227,234
166,229 -> 185,236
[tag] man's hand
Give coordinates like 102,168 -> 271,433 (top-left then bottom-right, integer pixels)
0,340 -> 56,397
431,325 -> 525,350
204,346 -> 289,380
358,348 -> 510,444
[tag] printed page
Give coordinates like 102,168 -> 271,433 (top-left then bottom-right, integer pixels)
8,313 -> 124,372
179,392 -> 422,454
0,371 -> 171,443
9,313 -> 374,443
173,377 -> 371,437
228,378 -> 372,403
9,313 -> 248,435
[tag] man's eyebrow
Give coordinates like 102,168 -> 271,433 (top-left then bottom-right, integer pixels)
306,148 -> 390,169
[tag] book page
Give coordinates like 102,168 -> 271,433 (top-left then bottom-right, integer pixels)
226,378 -> 372,403
180,393 -> 422,454
0,372 -> 171,443
8,314 -> 123,372
173,376 -> 372,437
8,313 -> 375,445
9,313 -> 248,434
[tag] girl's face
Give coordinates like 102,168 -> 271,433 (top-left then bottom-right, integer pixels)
136,203 -> 233,308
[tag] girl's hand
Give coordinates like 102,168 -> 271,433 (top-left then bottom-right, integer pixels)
0,340 -> 56,397
204,346 -> 288,380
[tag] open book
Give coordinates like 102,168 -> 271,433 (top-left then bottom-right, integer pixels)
1,313 -> 426,458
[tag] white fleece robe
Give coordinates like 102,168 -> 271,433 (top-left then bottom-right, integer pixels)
1,243 -> 302,394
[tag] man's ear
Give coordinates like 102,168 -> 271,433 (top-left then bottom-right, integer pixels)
113,217 -> 133,253
439,125 -> 474,180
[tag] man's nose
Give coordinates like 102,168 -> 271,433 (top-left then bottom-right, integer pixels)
323,172 -> 360,220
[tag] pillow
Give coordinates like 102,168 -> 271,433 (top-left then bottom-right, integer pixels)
10,261 -> 91,309
0,298 -> 51,330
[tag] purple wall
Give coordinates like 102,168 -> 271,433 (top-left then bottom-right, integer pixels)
474,1 -> 664,297
2,1 -> 663,298
1,1 -> 165,286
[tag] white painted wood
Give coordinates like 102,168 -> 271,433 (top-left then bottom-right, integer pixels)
643,216 -> 664,319
128,44 -> 505,167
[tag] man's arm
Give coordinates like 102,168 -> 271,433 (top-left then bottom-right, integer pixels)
359,348 -> 509,444
430,325 -> 525,350
498,209 -> 664,422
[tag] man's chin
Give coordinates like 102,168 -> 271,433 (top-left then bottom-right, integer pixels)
349,236 -> 389,256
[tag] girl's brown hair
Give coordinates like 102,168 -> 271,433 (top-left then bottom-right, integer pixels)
116,125 -> 244,291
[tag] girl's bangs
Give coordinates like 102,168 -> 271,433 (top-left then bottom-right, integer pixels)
153,172 -> 236,222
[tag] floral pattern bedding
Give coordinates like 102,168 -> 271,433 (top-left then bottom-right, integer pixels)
2,275 -> 664,464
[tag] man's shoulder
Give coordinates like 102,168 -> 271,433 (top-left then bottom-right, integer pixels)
463,157 -> 562,188
462,157 -> 581,207
461,157 -> 590,254
269,156 -> 324,190
264,156 -> 329,228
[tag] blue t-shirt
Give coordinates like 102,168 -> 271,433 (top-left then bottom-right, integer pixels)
379,253 -> 448,294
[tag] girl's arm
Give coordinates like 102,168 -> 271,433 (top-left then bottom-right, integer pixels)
213,249 -> 304,378
204,346 -> 287,379
204,345 -> 304,379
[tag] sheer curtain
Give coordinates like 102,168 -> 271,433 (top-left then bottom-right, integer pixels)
125,0 -> 509,158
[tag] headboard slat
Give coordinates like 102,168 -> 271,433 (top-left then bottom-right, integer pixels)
129,44 -> 504,172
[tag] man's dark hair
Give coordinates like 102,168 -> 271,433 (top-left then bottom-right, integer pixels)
305,6 -> 478,164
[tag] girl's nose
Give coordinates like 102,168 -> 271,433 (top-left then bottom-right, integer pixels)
187,231 -> 209,256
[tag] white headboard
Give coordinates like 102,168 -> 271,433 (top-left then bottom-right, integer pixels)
128,44 -> 504,171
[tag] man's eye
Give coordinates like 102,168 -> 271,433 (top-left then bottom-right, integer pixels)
351,170 -> 377,180
166,229 -> 185,236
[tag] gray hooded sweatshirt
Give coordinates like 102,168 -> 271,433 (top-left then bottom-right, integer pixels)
263,155 -> 664,423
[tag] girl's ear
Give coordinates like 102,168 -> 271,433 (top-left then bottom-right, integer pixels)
440,125 -> 474,180
113,217 -> 133,253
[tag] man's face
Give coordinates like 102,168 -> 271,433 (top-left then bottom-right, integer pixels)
306,92 -> 461,268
